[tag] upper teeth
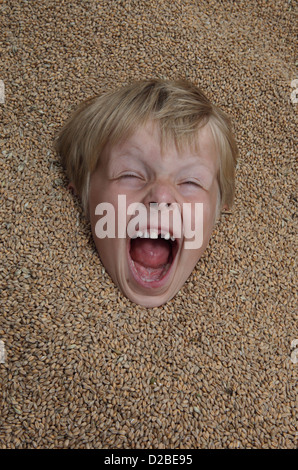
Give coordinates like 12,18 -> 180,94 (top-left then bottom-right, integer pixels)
150,231 -> 158,239
132,231 -> 175,241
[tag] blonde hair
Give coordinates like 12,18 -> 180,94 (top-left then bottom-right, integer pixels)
55,79 -> 238,214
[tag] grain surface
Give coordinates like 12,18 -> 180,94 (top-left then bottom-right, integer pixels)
0,0 -> 297,449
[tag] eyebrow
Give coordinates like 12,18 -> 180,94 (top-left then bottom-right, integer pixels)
176,160 -> 215,179
113,144 -> 144,157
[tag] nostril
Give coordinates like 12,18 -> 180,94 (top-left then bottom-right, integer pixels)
149,202 -> 171,208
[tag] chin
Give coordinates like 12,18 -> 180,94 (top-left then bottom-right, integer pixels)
120,278 -> 179,308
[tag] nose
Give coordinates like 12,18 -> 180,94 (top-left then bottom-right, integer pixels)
143,179 -> 178,208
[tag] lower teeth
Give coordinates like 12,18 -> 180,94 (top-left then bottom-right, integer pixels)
133,260 -> 170,282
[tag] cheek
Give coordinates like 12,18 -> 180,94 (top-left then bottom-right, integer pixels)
203,200 -> 215,224
185,197 -> 216,231
92,230 -> 120,278
202,185 -> 220,224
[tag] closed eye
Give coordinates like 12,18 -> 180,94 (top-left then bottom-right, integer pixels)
116,173 -> 146,187
119,173 -> 143,179
181,180 -> 202,188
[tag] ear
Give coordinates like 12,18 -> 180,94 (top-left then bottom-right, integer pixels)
221,203 -> 233,215
67,182 -> 78,196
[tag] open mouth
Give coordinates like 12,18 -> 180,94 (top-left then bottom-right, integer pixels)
127,230 -> 180,288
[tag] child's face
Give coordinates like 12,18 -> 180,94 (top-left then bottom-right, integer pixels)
88,121 -> 220,307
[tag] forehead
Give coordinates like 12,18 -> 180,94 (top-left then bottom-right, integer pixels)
100,121 -> 219,173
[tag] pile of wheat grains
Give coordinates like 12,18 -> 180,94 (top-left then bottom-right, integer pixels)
0,0 -> 297,449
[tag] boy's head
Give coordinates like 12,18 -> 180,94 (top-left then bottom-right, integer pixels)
56,79 -> 238,307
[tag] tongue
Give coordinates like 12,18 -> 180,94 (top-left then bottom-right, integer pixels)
130,238 -> 171,268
